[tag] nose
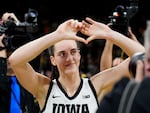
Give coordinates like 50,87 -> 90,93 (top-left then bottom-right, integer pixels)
66,52 -> 74,61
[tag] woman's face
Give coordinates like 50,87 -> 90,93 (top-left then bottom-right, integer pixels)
50,40 -> 81,76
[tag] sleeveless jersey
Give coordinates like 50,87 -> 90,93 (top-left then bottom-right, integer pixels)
41,78 -> 99,113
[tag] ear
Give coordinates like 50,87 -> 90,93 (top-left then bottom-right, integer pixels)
50,56 -> 56,66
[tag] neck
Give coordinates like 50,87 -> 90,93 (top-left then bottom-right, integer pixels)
58,73 -> 81,96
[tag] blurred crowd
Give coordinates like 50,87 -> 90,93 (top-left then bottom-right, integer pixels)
0,1 -> 149,112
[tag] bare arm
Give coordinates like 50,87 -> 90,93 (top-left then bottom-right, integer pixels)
81,17 -> 145,57
100,26 -> 140,71
92,58 -> 130,100
8,19 -> 86,99
81,17 -> 145,100
100,40 -> 113,71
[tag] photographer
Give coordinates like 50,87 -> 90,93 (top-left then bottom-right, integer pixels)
96,21 -> 150,113
0,12 -> 40,113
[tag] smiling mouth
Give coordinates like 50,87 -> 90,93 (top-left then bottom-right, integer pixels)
65,64 -> 74,68
65,62 -> 75,66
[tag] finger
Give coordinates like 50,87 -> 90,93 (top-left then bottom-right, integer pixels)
135,60 -> 144,82
69,19 -> 82,30
107,23 -> 113,27
85,17 -> 96,24
74,36 -> 87,44
75,22 -> 83,30
10,13 -> 19,22
78,22 -> 83,28
82,20 -> 90,29
80,28 -> 89,36
80,22 -> 89,34
86,36 -> 95,43
71,19 -> 79,28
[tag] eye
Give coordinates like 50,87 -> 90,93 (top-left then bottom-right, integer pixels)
71,49 -> 80,55
59,51 -> 66,57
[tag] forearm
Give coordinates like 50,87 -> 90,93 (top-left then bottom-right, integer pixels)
100,40 -> 113,71
108,30 -> 145,57
9,31 -> 60,66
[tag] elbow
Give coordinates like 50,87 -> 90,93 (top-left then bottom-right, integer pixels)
8,55 -> 18,68
140,46 -> 146,53
139,45 -> 145,54
8,53 -> 27,69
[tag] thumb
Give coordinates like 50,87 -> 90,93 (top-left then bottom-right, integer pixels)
74,36 -> 87,44
86,36 -> 95,43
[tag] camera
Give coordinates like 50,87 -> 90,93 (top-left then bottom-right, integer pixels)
0,8 -> 39,51
108,0 -> 139,36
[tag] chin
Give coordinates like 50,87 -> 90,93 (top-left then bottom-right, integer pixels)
64,68 -> 77,75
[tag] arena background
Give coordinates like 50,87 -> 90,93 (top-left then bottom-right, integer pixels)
0,0 -> 149,75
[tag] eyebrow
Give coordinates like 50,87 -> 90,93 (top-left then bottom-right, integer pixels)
57,48 -> 79,52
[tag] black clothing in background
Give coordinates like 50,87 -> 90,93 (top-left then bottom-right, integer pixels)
0,57 -> 40,113
97,77 -> 150,113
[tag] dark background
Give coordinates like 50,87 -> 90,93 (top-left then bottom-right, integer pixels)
1,0 -> 149,40
0,0 -> 149,23
0,0 -> 149,75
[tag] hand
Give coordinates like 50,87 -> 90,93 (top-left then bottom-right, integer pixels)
80,17 -> 112,43
2,12 -> 19,23
128,27 -> 138,42
55,19 -> 87,44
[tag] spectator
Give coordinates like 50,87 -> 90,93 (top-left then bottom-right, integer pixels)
96,21 -> 150,113
0,12 -> 40,113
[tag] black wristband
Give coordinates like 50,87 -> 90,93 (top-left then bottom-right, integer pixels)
0,57 -> 7,76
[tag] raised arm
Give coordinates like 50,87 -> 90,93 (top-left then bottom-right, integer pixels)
100,26 -> 139,71
81,17 -> 145,57
100,40 -> 113,71
81,17 -> 145,102
8,19 -> 86,98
